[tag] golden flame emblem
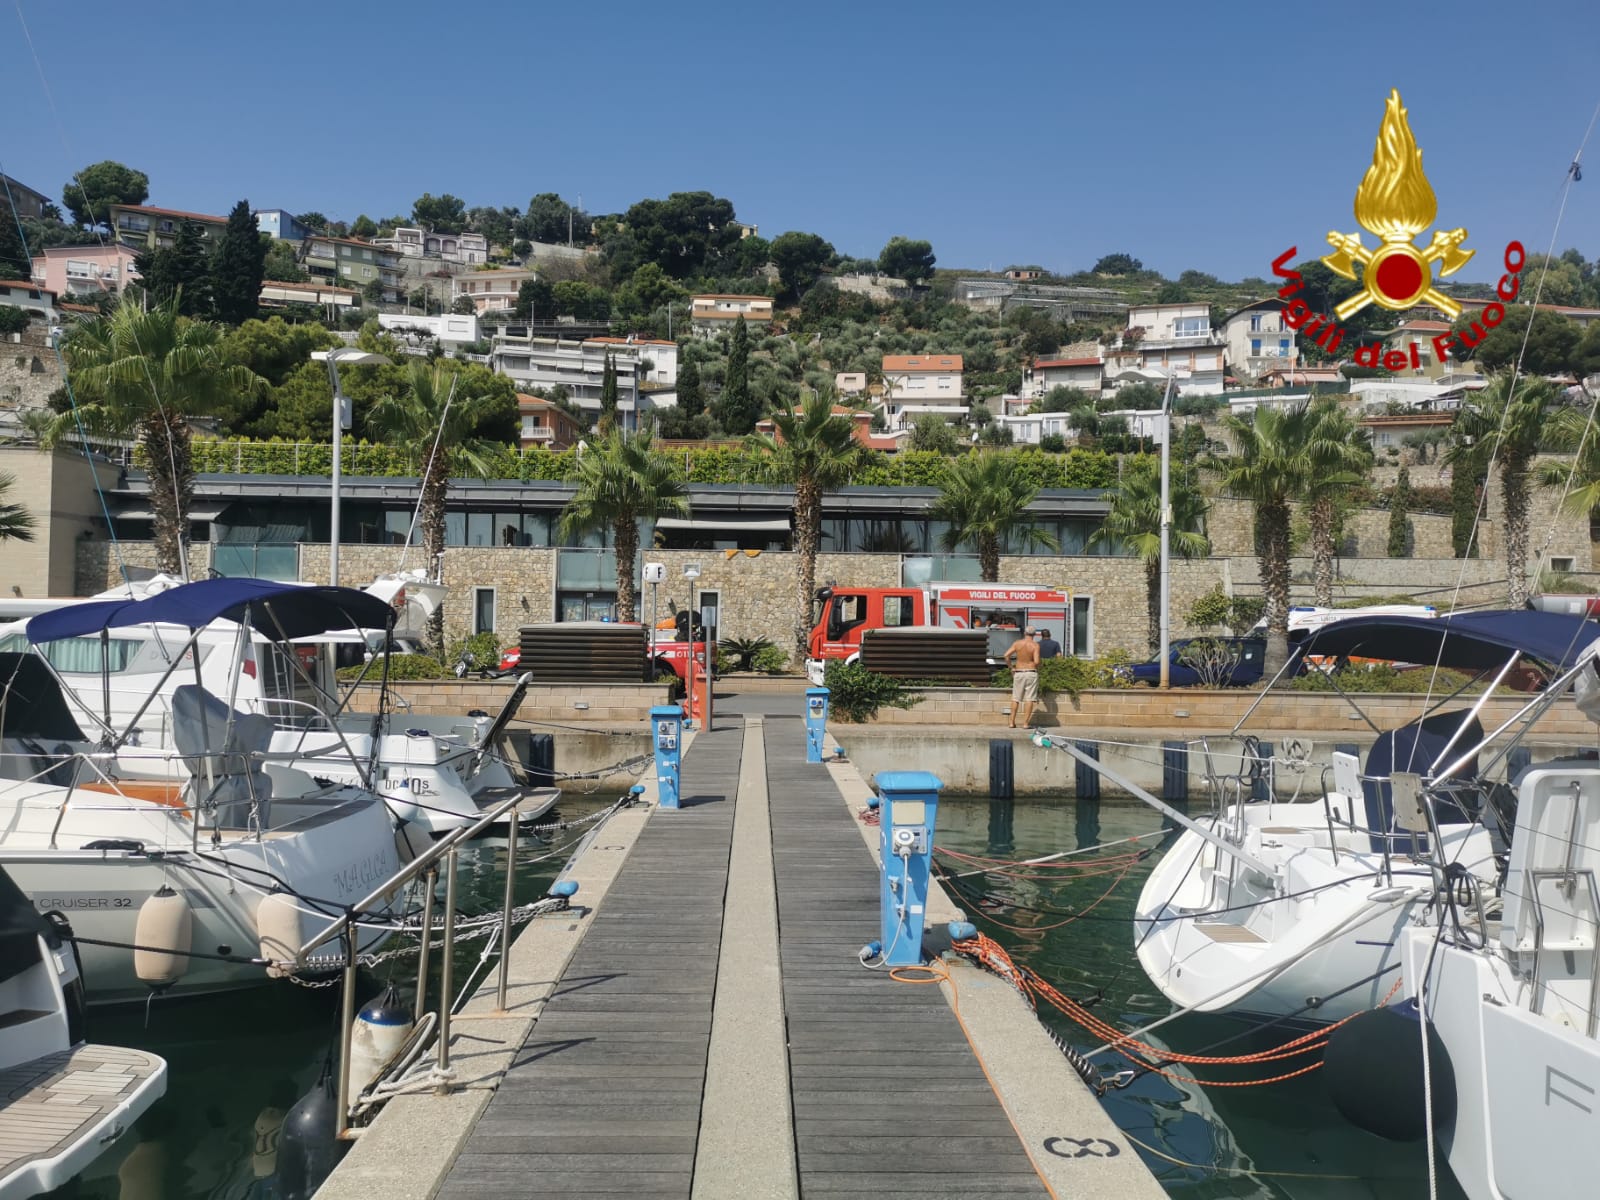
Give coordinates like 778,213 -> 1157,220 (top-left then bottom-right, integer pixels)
1322,90 -> 1473,319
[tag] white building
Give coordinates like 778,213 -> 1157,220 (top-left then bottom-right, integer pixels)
378,228 -> 488,265
452,267 -> 540,315
1220,299 -> 1296,382
489,333 -> 678,427
690,294 -> 774,337
1023,350 -> 1105,399
1109,302 -> 1226,395
377,312 -> 481,345
835,372 -> 868,397
0,280 -> 57,322
880,354 -> 964,428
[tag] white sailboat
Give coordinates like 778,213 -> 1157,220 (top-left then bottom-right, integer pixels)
0,580 -> 414,1004
1326,634 -> 1600,1199
1119,611 -> 1598,1025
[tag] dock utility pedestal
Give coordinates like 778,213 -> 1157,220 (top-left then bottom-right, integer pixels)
651,705 -> 683,809
875,771 -> 942,967
805,687 -> 830,763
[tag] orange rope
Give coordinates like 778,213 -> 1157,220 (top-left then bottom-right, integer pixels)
953,933 -> 1404,1088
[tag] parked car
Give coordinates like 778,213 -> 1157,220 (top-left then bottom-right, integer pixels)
1121,636 -> 1271,687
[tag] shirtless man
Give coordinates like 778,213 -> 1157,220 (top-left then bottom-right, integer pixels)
1004,627 -> 1042,729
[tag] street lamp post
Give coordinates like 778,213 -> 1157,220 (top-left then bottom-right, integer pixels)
313,349 -> 392,586
1158,373 -> 1177,690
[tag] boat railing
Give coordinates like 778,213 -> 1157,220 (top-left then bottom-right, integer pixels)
293,783 -> 556,1140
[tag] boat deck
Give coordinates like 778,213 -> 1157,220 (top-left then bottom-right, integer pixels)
0,1044 -> 165,1186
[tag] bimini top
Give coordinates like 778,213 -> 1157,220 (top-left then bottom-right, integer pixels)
1294,609 -> 1600,673
27,579 -> 394,644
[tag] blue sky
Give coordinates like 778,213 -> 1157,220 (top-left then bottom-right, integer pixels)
6,0 -> 1598,282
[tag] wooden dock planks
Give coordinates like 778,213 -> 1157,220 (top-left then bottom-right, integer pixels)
436,722 -> 741,1199
764,720 -> 1050,1198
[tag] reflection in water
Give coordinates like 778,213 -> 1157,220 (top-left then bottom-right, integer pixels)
936,796 -> 1463,1200
45,798 -> 611,1200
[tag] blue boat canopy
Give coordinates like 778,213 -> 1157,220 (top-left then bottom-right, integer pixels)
1293,610 -> 1600,672
27,579 -> 394,644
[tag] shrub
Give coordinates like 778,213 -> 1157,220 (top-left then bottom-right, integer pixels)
751,643 -> 789,674
823,659 -> 922,723
717,635 -> 775,672
1290,664 -> 1480,694
991,653 -> 1132,697
448,631 -> 501,669
337,652 -> 447,681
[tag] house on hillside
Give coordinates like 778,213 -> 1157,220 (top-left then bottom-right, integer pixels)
1108,302 -> 1225,395
1220,299 -> 1296,382
110,203 -> 229,250
254,209 -> 313,241
689,294 -> 774,337
518,394 -> 585,451
0,174 -> 51,220
1360,411 -> 1455,455
452,267 -> 540,315
30,244 -> 139,298
302,235 -> 406,302
880,354 -> 964,429
755,405 -> 900,452
490,333 -> 678,427
0,280 -> 58,322
1381,319 -> 1472,379
378,228 -> 488,266
1023,348 -> 1104,398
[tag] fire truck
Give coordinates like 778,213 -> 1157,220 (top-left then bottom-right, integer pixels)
806,583 -> 1074,682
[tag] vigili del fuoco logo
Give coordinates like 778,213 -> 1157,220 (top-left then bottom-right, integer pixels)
1269,89 -> 1525,370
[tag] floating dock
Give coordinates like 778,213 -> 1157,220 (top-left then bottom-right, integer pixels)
318,695 -> 1164,1199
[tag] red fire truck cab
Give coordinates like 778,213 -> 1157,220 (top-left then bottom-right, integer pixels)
806,583 -> 1074,681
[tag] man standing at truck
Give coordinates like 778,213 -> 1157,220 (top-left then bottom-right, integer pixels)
1004,627 -> 1042,729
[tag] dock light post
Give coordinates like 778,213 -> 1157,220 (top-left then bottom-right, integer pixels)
644,561 -> 665,671
1158,373 -> 1176,690
313,348 -> 391,586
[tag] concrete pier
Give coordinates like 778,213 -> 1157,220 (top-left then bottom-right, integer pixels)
317,698 -> 1164,1200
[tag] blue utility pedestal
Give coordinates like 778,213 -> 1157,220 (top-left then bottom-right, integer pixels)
876,771 -> 943,966
650,705 -> 683,810
805,687 -> 830,763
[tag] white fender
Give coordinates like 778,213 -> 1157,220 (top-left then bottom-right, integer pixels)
133,884 -> 192,988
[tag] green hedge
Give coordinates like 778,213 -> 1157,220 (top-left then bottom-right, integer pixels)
172,438 -> 1122,489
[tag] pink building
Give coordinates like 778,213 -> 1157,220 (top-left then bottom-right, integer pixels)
30,244 -> 140,298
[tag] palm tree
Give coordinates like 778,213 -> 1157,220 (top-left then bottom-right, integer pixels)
1539,407 -> 1600,521
1455,374 -> 1558,608
368,362 -> 509,651
48,297 -> 265,573
929,451 -> 1060,582
1215,402 -> 1321,673
0,473 -> 36,543
1303,399 -> 1374,608
560,425 -> 689,623
746,390 -> 866,665
1090,457 -> 1209,654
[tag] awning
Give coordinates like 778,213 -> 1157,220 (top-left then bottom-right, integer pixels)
28,579 -> 395,642
1294,610 -> 1600,672
655,517 -> 791,533
111,504 -> 227,522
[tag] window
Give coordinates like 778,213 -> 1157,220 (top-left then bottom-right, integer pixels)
1172,315 -> 1209,339
473,588 -> 496,635
1071,596 -> 1093,658
827,594 -> 868,641
882,595 -> 915,627
1551,557 -> 1576,573
1250,338 -> 1261,356
1249,314 -> 1264,331
1278,339 -> 1290,355
32,636 -> 143,673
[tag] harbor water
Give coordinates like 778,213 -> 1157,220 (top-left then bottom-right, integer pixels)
45,793 -> 1459,1199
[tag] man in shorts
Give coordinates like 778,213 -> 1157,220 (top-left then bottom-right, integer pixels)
1004,627 -> 1042,729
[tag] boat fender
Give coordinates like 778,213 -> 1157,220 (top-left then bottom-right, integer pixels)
348,983 -> 415,1096
1323,1000 -> 1455,1141
256,892 -> 305,979
277,1063 -> 348,1200
133,884 -> 192,989
548,880 -> 579,899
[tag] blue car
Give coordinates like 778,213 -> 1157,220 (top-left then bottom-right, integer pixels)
1123,637 -> 1269,687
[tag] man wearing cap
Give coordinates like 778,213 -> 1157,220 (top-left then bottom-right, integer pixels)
1004,627 -> 1042,729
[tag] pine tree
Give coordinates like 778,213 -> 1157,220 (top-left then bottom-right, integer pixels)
210,199 -> 267,325
599,352 -> 619,433
1388,464 -> 1412,558
135,219 -> 212,317
714,317 -> 756,433
1449,440 -> 1483,558
677,358 -> 703,416
0,214 -> 30,280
